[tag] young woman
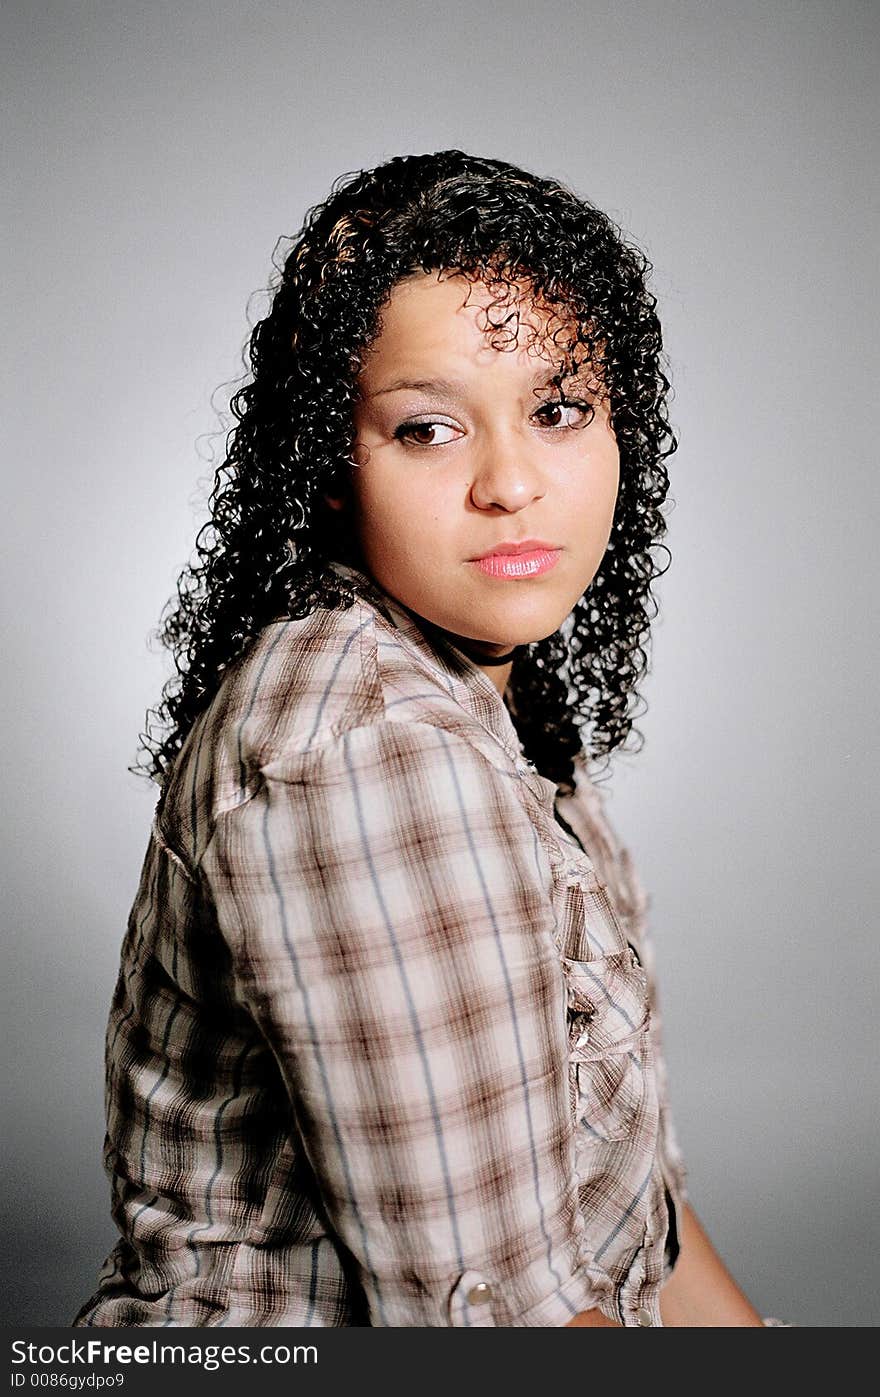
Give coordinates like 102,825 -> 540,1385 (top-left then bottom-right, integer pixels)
73,151 -> 787,1327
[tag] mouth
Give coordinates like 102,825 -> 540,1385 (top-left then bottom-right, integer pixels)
470,539 -> 562,579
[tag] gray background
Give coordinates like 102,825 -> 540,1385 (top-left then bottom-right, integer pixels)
3,0 -> 877,1327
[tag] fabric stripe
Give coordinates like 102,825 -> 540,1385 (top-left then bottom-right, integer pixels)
258,771 -> 390,1324
594,1163 -> 655,1262
236,621 -> 296,798
305,617 -> 372,746
438,729 -> 570,1310
342,727 -> 469,1322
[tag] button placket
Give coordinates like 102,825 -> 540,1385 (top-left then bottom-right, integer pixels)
563,940 -> 651,1145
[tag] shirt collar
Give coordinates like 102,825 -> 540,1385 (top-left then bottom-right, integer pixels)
327,558 -> 535,770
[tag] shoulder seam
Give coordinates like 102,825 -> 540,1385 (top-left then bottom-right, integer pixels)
218,715 -> 512,800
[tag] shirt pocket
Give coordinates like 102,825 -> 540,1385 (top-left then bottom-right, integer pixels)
557,876 -> 651,1145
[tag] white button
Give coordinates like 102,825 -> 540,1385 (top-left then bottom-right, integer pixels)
466,1280 -> 493,1305
637,1305 -> 653,1326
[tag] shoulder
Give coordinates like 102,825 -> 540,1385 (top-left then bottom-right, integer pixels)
207,595 -> 389,807
162,590 -> 500,827
236,598 -> 382,755
152,597 -> 378,842
157,589 -> 554,869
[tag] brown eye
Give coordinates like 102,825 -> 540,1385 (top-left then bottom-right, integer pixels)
394,420 -> 459,446
534,400 -> 593,429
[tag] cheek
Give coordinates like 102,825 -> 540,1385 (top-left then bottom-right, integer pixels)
353,465 -> 449,551
591,430 -> 620,497
600,451 -> 621,516
564,442 -> 620,519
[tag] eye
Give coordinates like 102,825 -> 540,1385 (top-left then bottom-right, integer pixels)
533,399 -> 594,430
394,418 -> 462,447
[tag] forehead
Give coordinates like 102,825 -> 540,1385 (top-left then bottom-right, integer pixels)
360,269 -> 583,375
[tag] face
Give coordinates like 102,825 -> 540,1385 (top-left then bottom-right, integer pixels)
327,270 -> 620,690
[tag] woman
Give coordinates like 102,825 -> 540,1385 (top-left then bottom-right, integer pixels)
73,151 -> 785,1327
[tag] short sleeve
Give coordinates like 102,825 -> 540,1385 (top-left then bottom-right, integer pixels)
201,719 -> 607,1326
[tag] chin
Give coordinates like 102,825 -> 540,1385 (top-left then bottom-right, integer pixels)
449,608 -> 567,649
488,601 -> 570,644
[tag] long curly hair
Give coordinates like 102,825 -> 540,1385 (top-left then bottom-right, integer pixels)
133,150 -> 676,797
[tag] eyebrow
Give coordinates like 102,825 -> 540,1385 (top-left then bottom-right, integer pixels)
366,369 -> 592,399
368,376 -> 464,399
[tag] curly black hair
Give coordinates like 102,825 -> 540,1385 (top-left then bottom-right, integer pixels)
133,150 -> 675,797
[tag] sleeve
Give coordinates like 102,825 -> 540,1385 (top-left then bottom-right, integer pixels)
201,719 -> 606,1327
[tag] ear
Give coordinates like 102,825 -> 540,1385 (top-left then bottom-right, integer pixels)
322,462 -> 352,512
324,438 -> 368,512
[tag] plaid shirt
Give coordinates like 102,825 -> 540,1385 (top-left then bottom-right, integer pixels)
73,560 -> 688,1328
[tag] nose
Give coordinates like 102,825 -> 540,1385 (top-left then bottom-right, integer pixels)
468,425 -> 547,513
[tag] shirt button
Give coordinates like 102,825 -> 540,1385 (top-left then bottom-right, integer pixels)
466,1281 -> 494,1305
637,1306 -> 653,1326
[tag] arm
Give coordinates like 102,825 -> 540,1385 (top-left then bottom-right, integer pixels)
559,772 -> 764,1326
594,815 -> 764,1326
660,1202 -> 765,1326
558,761 -> 770,1328
565,1201 -> 765,1329
202,719 -> 610,1327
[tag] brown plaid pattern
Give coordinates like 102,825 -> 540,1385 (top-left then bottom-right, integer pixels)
73,561 -> 688,1328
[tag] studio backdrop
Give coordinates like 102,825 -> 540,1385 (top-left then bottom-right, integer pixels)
2,0 -> 877,1327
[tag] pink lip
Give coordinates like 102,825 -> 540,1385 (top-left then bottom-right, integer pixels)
472,546 -> 562,579
474,538 -> 558,559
